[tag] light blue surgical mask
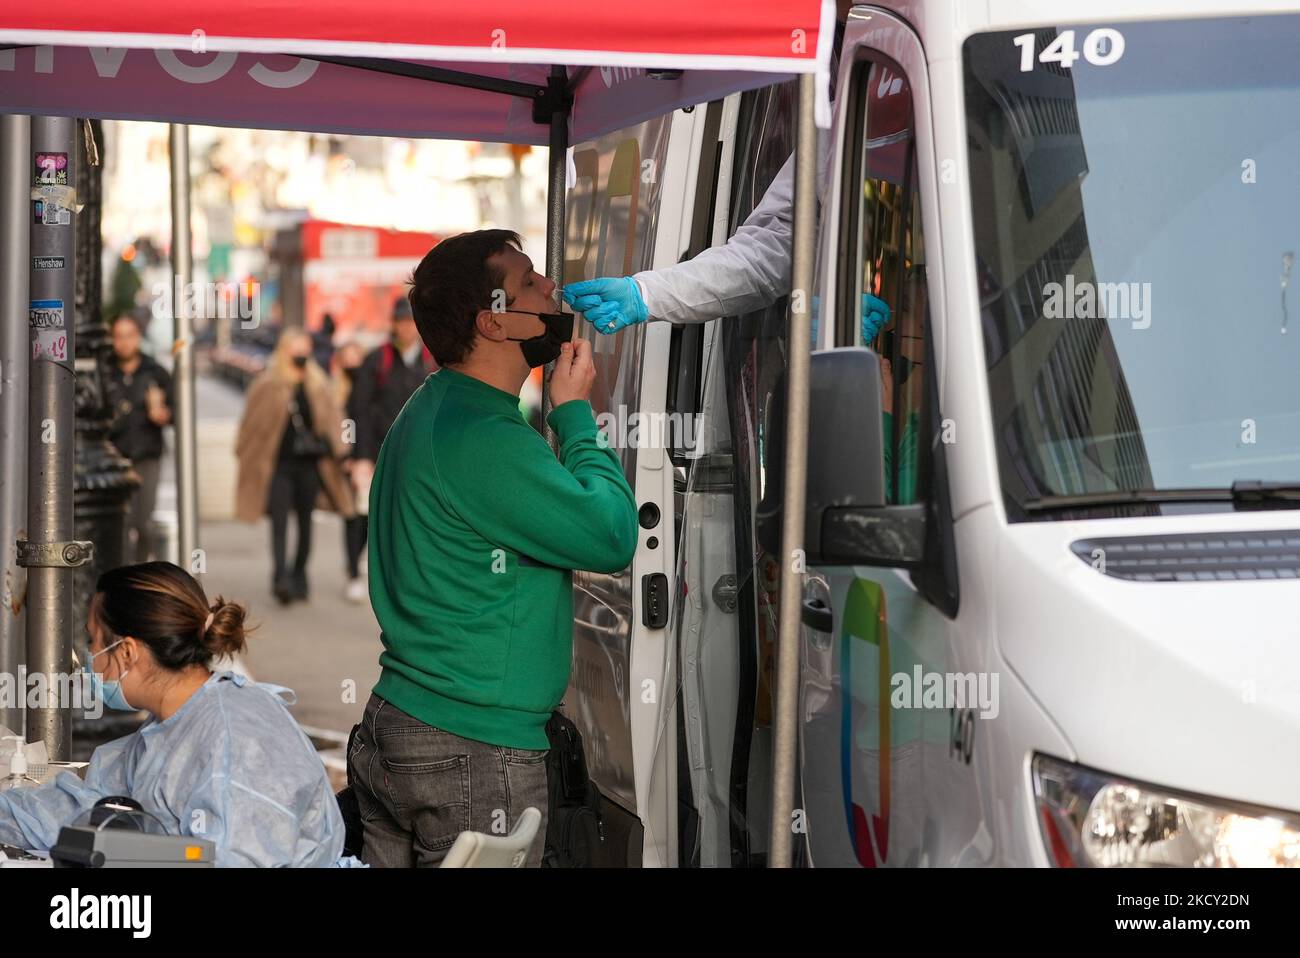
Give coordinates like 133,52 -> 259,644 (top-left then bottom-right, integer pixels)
84,639 -> 135,712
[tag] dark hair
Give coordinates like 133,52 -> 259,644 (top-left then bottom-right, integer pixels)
112,312 -> 145,336
408,229 -> 521,365
92,561 -> 252,669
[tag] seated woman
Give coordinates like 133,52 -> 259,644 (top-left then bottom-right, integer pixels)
0,561 -> 343,867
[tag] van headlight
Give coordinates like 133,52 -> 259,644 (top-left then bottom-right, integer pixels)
1033,754 -> 1300,867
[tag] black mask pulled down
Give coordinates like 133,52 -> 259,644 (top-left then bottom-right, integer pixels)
502,310 -> 574,367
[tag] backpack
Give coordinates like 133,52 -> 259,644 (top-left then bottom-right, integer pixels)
542,709 -> 605,867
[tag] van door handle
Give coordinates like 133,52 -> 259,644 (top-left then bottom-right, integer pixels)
801,597 -> 833,633
642,573 -> 669,629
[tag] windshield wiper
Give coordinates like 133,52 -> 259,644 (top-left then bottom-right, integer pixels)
1023,481 -> 1300,513
1229,480 -> 1300,504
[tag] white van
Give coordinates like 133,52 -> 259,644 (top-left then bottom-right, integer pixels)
561,1 -> 1300,867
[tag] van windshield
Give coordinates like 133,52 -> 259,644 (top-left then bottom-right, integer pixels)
963,16 -> 1300,520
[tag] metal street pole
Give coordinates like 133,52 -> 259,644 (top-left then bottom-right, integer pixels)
0,115 -> 31,734
769,73 -> 817,868
23,115 -> 92,759
169,124 -> 198,568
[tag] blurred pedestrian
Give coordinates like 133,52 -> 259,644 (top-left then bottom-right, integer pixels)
331,339 -> 365,410
312,312 -> 337,371
332,340 -> 369,603
106,310 -> 173,562
343,296 -> 436,603
235,329 -> 354,605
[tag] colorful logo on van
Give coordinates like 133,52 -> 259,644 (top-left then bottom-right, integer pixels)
841,578 -> 890,867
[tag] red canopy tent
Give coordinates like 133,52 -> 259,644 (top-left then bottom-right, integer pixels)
0,3 -> 833,141
0,0 -> 834,867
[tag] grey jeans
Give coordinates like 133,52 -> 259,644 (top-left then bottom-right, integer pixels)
347,693 -> 549,867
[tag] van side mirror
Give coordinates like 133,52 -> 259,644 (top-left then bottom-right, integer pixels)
757,348 -> 925,568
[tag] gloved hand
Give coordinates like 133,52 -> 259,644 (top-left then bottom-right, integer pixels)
562,277 -> 650,334
860,292 -> 891,343
810,292 -> 892,344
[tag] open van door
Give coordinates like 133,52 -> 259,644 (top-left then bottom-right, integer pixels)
562,102 -> 720,866
659,81 -> 801,867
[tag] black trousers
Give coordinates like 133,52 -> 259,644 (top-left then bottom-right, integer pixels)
269,457 -> 320,579
344,515 -> 368,579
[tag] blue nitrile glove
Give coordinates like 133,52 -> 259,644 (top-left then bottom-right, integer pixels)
861,292 -> 891,342
561,277 -> 650,334
809,293 -> 892,344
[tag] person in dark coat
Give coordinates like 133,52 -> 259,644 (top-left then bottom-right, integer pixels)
311,312 -> 337,372
235,329 -> 354,605
342,296 -> 436,602
106,311 -> 174,562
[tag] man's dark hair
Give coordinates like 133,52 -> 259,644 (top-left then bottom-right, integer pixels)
408,229 -> 521,365
112,310 -> 146,336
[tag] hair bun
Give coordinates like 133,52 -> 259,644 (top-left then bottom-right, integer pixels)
203,596 -> 250,658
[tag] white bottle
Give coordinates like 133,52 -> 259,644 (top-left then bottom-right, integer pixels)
0,736 -> 39,791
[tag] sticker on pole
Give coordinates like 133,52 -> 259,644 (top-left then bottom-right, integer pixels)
32,256 -> 65,270
33,199 -> 71,227
29,299 -> 65,329
34,152 -> 69,186
31,184 -> 77,208
31,299 -> 68,362
32,329 -> 69,363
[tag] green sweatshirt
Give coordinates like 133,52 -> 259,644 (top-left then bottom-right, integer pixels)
368,366 -> 637,749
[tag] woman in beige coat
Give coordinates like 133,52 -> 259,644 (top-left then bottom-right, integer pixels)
235,329 -> 354,604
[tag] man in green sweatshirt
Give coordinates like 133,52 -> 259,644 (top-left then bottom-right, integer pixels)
347,229 -> 638,867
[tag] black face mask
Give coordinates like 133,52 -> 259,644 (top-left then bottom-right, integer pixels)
291,355 -> 309,369
501,310 -> 574,368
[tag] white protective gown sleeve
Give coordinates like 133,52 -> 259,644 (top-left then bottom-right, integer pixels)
632,128 -> 830,326
0,671 -> 344,867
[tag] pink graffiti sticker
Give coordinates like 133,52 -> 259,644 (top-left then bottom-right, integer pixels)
35,152 -> 69,186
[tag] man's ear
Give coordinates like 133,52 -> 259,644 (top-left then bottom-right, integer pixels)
475,308 -> 507,342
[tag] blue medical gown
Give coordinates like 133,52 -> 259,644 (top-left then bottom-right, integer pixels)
0,671 -> 344,867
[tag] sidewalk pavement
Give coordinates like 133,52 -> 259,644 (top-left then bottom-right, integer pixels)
196,517 -> 382,738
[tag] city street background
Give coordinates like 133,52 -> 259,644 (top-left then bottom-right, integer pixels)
159,371 -> 380,741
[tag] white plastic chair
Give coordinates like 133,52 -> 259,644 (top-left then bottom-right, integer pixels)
440,807 -> 542,868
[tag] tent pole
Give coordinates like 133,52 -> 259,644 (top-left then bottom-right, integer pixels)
769,73 -> 817,869
169,124 -> 198,569
0,115 -> 30,734
542,65 -> 570,434
23,115 -> 81,759
309,56 -> 542,102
